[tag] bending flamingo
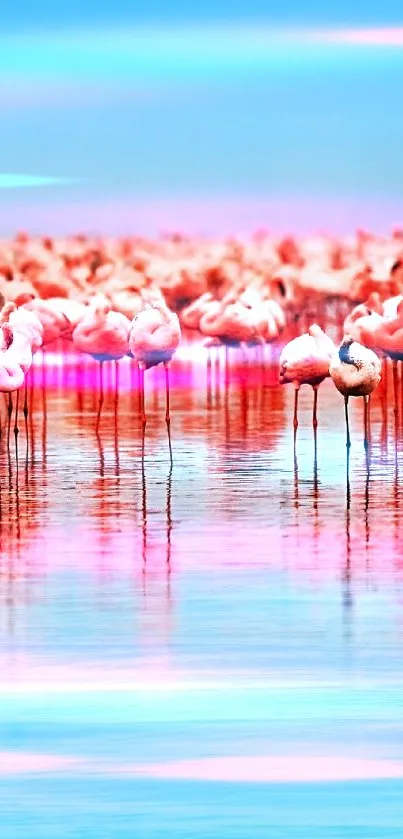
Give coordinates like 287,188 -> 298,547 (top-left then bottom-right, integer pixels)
279,324 -> 336,442
0,303 -> 41,432
329,335 -> 381,452
0,324 -> 32,441
72,302 -> 130,431
128,301 -> 181,465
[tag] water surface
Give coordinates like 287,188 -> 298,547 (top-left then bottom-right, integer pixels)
0,347 -> 403,837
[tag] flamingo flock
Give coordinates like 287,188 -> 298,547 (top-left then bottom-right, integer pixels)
0,229 -> 402,466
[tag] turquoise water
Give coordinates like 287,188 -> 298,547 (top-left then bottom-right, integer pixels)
0,351 -> 403,835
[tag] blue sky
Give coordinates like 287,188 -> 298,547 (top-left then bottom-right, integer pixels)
3,0 -> 403,28
1,13 -> 403,233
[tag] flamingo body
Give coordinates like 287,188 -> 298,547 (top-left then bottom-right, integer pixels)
8,307 -> 44,353
0,325 -> 28,391
128,304 -> 181,369
279,324 -> 336,387
73,304 -> 130,360
329,337 -> 381,397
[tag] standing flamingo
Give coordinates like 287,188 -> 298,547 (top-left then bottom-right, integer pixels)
72,302 -> 130,431
5,304 -> 44,423
128,301 -> 181,465
279,324 -> 336,446
329,335 -> 381,453
0,305 -> 40,435
0,324 -> 31,443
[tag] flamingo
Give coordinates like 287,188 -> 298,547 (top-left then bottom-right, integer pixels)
181,293 -> 221,331
0,303 -> 42,430
72,301 -> 131,431
199,293 -> 285,347
279,324 -> 336,440
128,301 -> 181,465
0,325 -> 27,390
343,296 -> 403,419
22,298 -> 78,345
366,299 -> 403,423
0,323 -> 31,441
329,335 -> 382,453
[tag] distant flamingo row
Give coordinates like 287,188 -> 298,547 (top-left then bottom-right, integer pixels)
1,230 -> 403,343
1,235 -> 403,464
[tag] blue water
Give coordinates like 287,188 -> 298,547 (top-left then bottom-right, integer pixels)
0,356 -> 403,835
1,777 -> 403,838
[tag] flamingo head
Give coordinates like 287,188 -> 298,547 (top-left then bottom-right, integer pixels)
0,324 -> 14,350
338,335 -> 354,363
365,292 -> 382,314
14,293 -> 36,307
0,301 -> 16,324
308,324 -> 325,339
391,258 -> 403,276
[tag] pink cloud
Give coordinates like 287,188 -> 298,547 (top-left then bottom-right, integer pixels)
3,750 -> 403,783
316,27 -> 403,46
110,754 -> 403,783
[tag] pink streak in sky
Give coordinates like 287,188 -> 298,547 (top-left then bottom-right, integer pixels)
111,754 -> 403,783
1,196 -> 403,237
317,27 -> 403,46
3,751 -> 403,782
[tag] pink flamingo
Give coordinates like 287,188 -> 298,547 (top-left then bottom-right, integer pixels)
0,303 -> 41,431
199,294 -> 285,346
365,300 -> 403,421
279,324 -> 336,443
22,298 -> 78,345
128,301 -> 181,465
181,293 -> 221,331
0,325 -> 27,390
343,295 -> 403,418
329,336 -> 381,452
72,302 -> 131,431
0,323 -> 32,440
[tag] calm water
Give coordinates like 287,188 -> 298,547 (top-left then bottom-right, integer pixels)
1,345 -> 403,837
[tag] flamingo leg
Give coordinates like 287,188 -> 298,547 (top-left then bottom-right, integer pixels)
14,390 -> 20,438
7,393 -> 12,449
312,385 -> 319,470
139,365 -> 146,459
293,386 -> 299,431
96,362 -> 104,433
23,379 -> 28,421
164,363 -> 173,467
312,384 -> 319,430
141,453 -> 147,572
401,360 -> 403,430
393,360 -> 399,422
381,357 -> 388,423
114,361 -> 119,410
224,346 -> 229,390
363,394 -> 370,458
344,395 -> 351,450
206,349 -> 212,410
139,365 -> 146,428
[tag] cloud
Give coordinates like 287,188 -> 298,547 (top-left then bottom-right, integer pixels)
0,174 -> 77,188
0,25 -> 402,86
